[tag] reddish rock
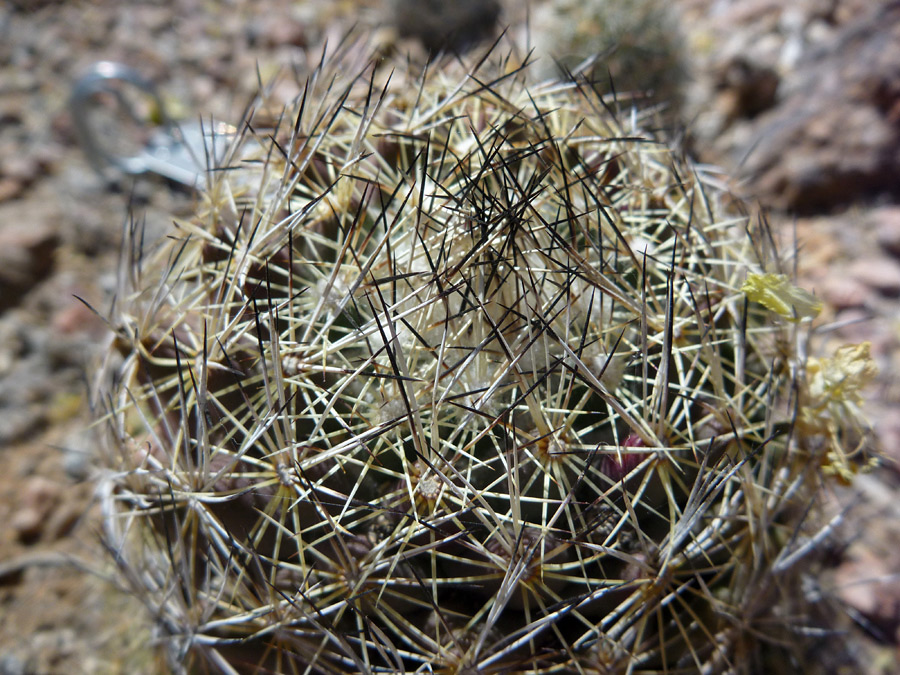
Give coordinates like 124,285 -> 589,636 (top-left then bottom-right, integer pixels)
872,207 -> 900,258
0,220 -> 59,311
818,275 -> 870,310
51,300 -> 105,337
848,257 -> 900,297
0,178 -> 24,202
2,155 -> 40,185
834,544 -> 900,639
716,57 -> 780,120
10,476 -> 62,543
739,3 -> 900,212
246,14 -> 309,48
876,415 -> 900,471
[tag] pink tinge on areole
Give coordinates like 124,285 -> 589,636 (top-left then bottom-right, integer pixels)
599,433 -> 649,481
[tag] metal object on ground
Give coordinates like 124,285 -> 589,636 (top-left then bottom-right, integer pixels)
70,61 -> 234,189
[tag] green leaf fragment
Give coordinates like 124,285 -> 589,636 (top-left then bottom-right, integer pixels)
741,272 -> 822,321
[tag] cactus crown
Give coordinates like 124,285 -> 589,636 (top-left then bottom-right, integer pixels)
99,38 -> 853,674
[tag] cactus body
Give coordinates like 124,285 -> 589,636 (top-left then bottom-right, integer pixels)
98,42 -> 858,674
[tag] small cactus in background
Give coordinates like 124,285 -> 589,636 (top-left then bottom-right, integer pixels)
388,0 -> 501,55
531,0 -> 688,118
96,37 -> 872,674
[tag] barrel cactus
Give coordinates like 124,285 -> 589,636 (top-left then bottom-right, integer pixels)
97,39 -> 871,674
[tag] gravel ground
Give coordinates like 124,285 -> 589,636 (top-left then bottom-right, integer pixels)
1,1 -> 899,672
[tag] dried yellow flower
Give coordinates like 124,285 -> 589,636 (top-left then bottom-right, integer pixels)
742,272 -> 822,321
803,342 -> 878,483
806,342 -> 878,408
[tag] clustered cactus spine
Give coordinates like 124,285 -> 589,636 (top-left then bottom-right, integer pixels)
97,38 -> 871,674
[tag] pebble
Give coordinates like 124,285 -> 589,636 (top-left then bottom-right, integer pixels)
0,655 -> 27,675
51,300 -> 103,337
2,156 -> 40,185
0,411 -> 43,447
833,544 -> 900,637
717,57 -> 779,119
389,0 -> 500,53
818,275 -> 869,310
10,476 -> 62,543
0,220 -> 59,309
876,415 -> 900,473
848,257 -> 900,297
872,207 -> 900,258
246,14 -> 308,48
699,2 -> 900,213
61,430 -> 95,482
0,178 -> 24,203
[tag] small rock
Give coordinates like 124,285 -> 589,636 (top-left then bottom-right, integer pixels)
30,143 -> 63,175
0,178 -> 24,203
0,406 -> 43,446
833,544 -> 900,639
848,257 -> 900,297
51,300 -> 103,337
0,220 -> 59,310
11,476 -> 62,543
1,155 -> 40,185
818,275 -> 870,310
44,499 -> 83,540
872,207 -> 900,258
0,654 -> 27,675
390,0 -> 501,54
717,57 -> 779,119
61,430 -> 94,481
10,507 -> 44,543
876,415 -> 900,471
246,14 -> 308,48
737,3 -> 900,211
